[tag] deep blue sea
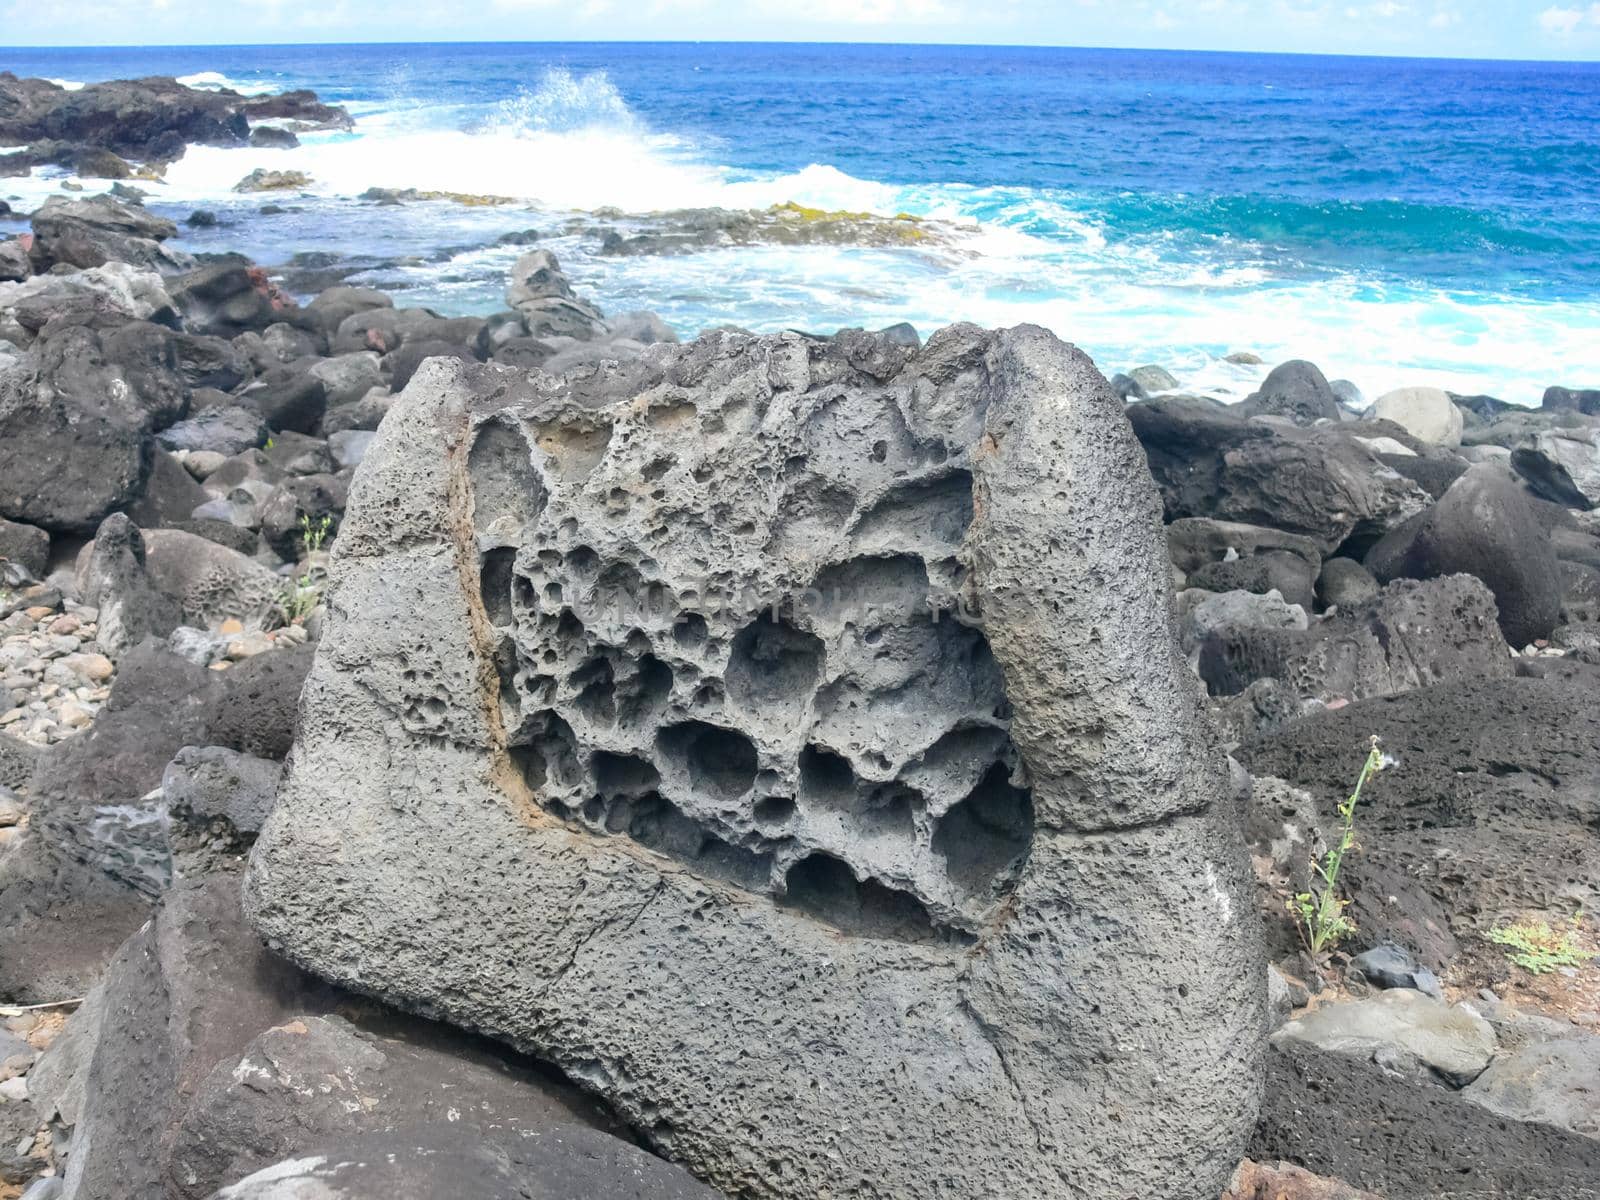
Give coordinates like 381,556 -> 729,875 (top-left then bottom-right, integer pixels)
5,43 -> 1599,402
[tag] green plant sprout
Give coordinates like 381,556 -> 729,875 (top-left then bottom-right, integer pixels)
1488,912 -> 1596,974
274,514 -> 334,626
1289,736 -> 1384,957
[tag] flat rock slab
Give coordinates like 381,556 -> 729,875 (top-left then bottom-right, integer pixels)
1275,988 -> 1495,1086
245,326 -> 1264,1199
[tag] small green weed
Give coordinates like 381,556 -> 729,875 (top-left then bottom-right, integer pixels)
274,514 -> 334,627
1288,736 -> 1384,957
1488,913 -> 1596,975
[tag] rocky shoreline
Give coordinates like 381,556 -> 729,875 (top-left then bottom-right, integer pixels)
1,74 -> 1598,1200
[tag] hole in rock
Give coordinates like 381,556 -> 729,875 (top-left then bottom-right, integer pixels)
478,548 -> 517,627
782,853 -> 961,944
509,711 -> 582,796
467,419 -> 546,537
798,743 -> 855,804
593,751 -> 661,797
628,793 -> 772,890
672,613 -> 708,652
724,613 -> 824,721
753,795 -> 797,828
534,418 -> 612,481
932,762 -> 1034,897
851,471 -> 974,552
658,721 -> 759,802
571,657 -> 616,725
616,654 -> 673,726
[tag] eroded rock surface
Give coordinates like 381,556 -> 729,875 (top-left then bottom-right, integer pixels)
244,324 -> 1264,1199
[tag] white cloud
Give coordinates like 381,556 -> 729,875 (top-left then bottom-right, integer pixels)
1538,4 -> 1600,35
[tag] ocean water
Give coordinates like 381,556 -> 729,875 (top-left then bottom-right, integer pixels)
5,42 -> 1599,404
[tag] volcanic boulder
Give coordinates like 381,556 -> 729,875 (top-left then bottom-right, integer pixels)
243,325 -> 1265,1200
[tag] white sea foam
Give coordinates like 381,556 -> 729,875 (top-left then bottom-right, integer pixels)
46,78 -> 85,91
175,70 -> 276,96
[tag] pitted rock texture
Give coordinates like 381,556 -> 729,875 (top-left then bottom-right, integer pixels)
245,325 -> 1265,1200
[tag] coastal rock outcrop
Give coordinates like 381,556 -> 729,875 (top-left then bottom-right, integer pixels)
244,325 -> 1265,1199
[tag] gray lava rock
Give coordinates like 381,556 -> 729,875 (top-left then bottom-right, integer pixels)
0,316 -> 188,533
156,406 -> 269,457
1178,587 -> 1307,659
302,285 -> 392,336
243,326 -> 1265,1199
1198,575 -> 1511,702
1189,551 -> 1316,611
204,1126 -> 722,1200
1462,1034 -> 1600,1138
1512,426 -> 1600,510
30,194 -> 188,272
257,473 -> 346,560
0,516 -> 49,579
161,746 -> 283,837
241,362 -> 326,435
1239,360 -> 1342,425
1315,557 -> 1379,610
320,386 -> 393,435
79,513 -> 182,656
168,264 -> 292,339
327,429 -> 375,470
1166,517 -> 1321,577
1349,945 -> 1442,999
505,249 -> 606,340
58,873 -> 337,1200
308,351 -> 384,406
170,1013 -> 608,1199
124,446 -> 210,530
1366,386 -> 1463,448
206,642 -> 314,760
1129,399 -> 1430,554
1366,462 -> 1564,645
1275,989 -> 1494,1087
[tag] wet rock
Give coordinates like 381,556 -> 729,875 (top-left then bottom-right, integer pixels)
246,125 -> 298,148
169,331 -> 251,392
243,327 -> 1265,1199
1198,575 -> 1510,702
232,168 -> 311,193
505,249 -> 606,340
329,307 -> 483,358
1239,359 -> 1342,425
302,285 -> 391,336
1365,463 -> 1564,645
204,1126 -> 722,1200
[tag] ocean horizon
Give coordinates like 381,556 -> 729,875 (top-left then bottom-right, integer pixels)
6,40 -> 1598,404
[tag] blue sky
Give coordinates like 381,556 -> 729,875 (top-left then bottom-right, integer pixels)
6,0 -> 1600,59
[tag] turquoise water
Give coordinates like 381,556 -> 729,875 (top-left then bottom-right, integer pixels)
5,43 -> 1599,402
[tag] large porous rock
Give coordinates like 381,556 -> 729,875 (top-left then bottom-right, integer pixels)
1197,575 -> 1511,702
1128,399 -> 1430,554
0,315 -> 188,532
1364,463 -> 1564,645
1511,425 -> 1600,509
1238,359 -> 1342,425
1237,676 -> 1600,934
205,1127 -> 722,1200
244,326 -> 1266,1200
169,1013 -> 609,1199
161,745 -> 283,839
205,641 -> 314,760
1366,386 -> 1464,448
29,194 -> 188,272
